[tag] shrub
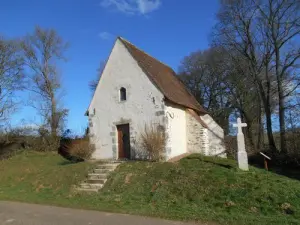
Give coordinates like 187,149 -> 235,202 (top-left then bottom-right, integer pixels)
0,126 -> 61,152
139,123 -> 167,162
0,142 -> 25,160
27,135 -> 60,152
60,137 -> 95,161
0,127 -> 32,160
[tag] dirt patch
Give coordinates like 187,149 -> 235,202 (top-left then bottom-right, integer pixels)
125,173 -> 133,184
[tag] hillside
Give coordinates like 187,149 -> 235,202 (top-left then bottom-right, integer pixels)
0,152 -> 299,225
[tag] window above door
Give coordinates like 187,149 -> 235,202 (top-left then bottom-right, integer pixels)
120,87 -> 127,101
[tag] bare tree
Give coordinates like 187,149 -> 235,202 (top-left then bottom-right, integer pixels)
213,0 -> 278,151
255,0 -> 300,153
89,61 -> 106,92
225,54 -> 264,151
179,48 -> 232,134
21,26 -> 68,137
179,47 -> 263,150
0,37 -> 24,122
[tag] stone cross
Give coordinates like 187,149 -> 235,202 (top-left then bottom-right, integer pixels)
233,118 -> 249,171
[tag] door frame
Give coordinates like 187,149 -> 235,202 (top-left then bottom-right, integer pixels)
116,123 -> 131,160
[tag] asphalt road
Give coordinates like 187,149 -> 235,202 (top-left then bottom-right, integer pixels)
0,201 -> 201,225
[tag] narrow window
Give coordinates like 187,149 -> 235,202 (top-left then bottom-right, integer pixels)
120,87 -> 127,101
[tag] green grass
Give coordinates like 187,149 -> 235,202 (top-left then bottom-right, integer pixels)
0,152 -> 300,225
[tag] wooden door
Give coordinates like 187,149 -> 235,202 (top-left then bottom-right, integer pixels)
117,124 -> 131,159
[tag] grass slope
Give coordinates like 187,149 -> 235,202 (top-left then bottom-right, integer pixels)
0,152 -> 299,225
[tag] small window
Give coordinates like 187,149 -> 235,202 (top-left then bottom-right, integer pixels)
120,87 -> 127,101
93,108 -> 96,115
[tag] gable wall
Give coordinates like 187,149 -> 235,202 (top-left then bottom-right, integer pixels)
88,39 -> 165,159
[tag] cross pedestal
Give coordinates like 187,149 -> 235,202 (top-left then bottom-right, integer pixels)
233,118 -> 249,171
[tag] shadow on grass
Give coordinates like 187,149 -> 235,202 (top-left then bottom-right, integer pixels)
58,160 -> 79,166
183,154 -> 236,169
249,154 -> 300,181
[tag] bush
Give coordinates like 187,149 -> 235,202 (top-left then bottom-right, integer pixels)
139,123 -> 167,162
0,142 -> 25,160
59,137 -> 95,161
0,127 -> 32,160
0,126 -> 61,152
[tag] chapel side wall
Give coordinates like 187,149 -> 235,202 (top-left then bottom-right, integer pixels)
88,39 -> 165,160
186,112 -> 206,154
200,114 -> 226,156
165,103 -> 187,160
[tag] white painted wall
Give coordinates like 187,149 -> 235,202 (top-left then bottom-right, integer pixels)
200,114 -> 226,156
88,39 -> 165,160
165,102 -> 187,160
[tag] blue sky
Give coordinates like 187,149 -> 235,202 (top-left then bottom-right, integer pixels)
1,0 -> 219,134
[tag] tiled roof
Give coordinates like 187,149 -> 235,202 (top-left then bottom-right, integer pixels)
119,37 -> 207,114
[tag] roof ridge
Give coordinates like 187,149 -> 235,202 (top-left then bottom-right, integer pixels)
118,37 -> 175,72
118,36 -> 207,114
119,37 -> 203,109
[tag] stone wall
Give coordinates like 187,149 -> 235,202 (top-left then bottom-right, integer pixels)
200,114 -> 226,157
186,111 -> 207,154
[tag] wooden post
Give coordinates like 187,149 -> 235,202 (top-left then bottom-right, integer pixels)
260,152 -> 271,171
264,158 -> 268,171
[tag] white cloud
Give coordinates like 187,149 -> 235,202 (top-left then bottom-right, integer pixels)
98,32 -> 114,40
100,0 -> 161,15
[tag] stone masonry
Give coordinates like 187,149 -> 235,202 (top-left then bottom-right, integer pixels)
186,112 -> 207,154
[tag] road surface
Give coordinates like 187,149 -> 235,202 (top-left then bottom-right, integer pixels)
0,201 -> 202,225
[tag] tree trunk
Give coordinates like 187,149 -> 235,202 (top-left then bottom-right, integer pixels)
255,105 -> 263,151
275,46 -> 287,153
277,80 -> 287,153
265,105 -> 277,151
257,81 -> 277,151
240,111 -> 257,153
51,94 -> 57,137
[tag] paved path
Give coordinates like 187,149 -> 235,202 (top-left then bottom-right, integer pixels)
0,201 -> 200,225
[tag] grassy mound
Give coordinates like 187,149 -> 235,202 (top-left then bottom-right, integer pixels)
0,151 -> 91,204
0,152 -> 299,225
101,154 -> 300,225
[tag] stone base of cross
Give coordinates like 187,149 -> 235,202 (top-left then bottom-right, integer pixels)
233,118 -> 249,171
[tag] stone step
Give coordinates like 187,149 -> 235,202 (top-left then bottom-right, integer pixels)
79,183 -> 103,189
75,188 -> 99,193
75,162 -> 122,193
96,164 -> 120,169
93,169 -> 113,173
88,173 -> 107,180
86,179 -> 107,184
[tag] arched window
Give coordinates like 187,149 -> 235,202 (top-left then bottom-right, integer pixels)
120,87 -> 126,101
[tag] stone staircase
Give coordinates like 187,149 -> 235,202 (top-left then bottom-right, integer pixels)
76,162 -> 121,193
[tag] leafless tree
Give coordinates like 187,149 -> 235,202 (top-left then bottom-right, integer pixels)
179,48 -> 232,134
89,60 -> 106,92
225,54 -> 265,151
179,48 -> 263,150
213,0 -> 300,153
255,0 -> 300,153
0,37 -> 24,122
21,26 -> 68,137
213,0 -> 279,151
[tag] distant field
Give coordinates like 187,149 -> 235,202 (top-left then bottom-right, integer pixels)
0,151 -> 299,225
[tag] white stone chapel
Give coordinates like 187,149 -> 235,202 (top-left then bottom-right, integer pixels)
86,37 -> 225,160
